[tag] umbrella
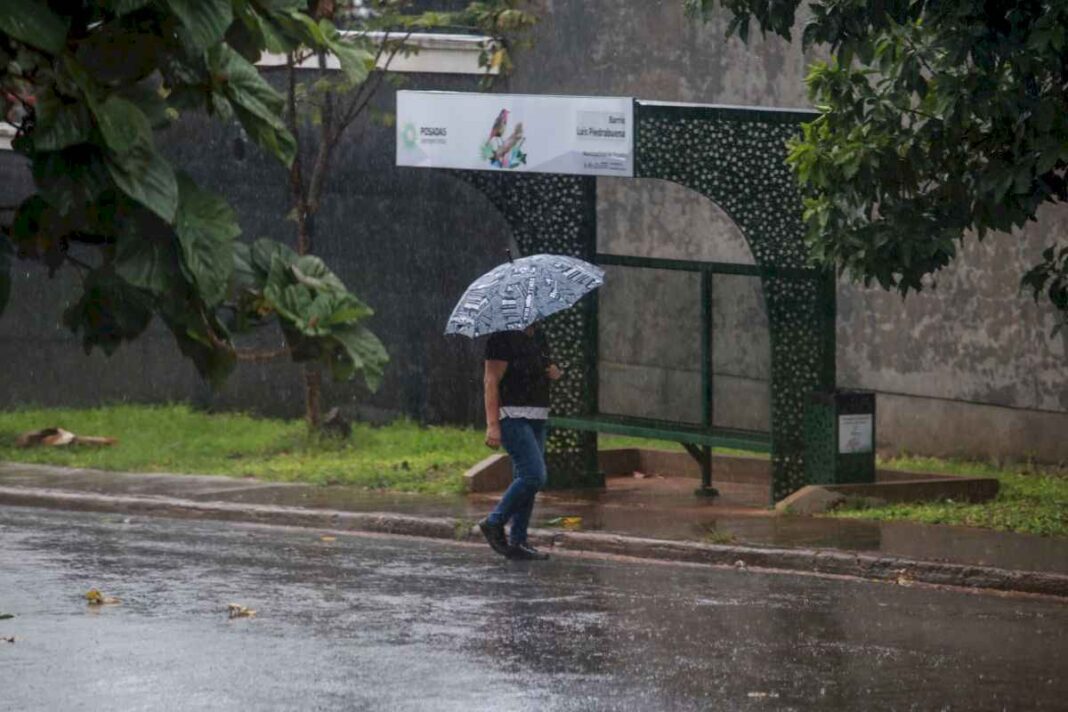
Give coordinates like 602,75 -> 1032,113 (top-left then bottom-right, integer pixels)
445,253 -> 605,337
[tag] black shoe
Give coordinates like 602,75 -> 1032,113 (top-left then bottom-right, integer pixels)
478,519 -> 510,556
507,543 -> 550,561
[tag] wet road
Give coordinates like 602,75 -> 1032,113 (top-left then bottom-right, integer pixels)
1,507 -> 1065,711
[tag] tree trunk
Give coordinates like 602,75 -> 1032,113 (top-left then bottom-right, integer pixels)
304,365 -> 322,431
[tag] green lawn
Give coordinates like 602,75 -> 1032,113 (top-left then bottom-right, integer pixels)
0,405 -> 1063,536
829,454 -> 1068,537
0,404 -> 488,494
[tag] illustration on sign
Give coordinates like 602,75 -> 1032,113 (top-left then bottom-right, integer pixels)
480,109 -> 527,169
396,91 -> 634,177
838,414 -> 873,454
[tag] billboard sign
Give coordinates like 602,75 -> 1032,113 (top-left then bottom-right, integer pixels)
396,91 -> 634,177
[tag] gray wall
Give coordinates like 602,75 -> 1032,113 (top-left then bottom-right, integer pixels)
506,0 -> 1066,461
1,0 -> 1064,462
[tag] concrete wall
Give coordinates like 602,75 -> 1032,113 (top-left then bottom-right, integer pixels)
0,0 -> 1064,462
500,0 -> 1066,462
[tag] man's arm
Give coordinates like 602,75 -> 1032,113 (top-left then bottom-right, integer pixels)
484,359 -> 508,448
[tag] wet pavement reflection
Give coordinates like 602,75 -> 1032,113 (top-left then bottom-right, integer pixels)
1,506 -> 1065,711
3,462 -> 1065,575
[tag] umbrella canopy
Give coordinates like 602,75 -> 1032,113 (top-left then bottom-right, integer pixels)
445,254 -> 605,338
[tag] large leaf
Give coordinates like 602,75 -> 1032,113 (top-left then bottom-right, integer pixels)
105,143 -> 179,222
113,225 -> 175,295
250,237 -> 297,278
0,236 -> 12,317
63,267 -> 155,357
165,0 -> 234,51
231,0 -> 294,58
33,91 -> 92,151
174,173 -> 240,306
32,145 -> 113,216
93,95 -> 153,155
0,0 -> 70,54
319,20 -> 372,84
207,45 -> 296,165
329,325 -> 388,389
263,253 -> 371,336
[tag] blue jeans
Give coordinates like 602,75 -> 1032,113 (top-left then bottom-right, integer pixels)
486,418 -> 548,546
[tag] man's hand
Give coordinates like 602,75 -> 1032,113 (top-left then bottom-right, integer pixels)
546,364 -> 563,381
485,423 -> 502,449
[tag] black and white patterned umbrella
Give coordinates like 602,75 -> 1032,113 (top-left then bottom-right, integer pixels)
445,254 -> 605,337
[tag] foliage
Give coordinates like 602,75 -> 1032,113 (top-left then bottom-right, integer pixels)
831,470 -> 1068,537
685,0 -> 1068,327
0,1 -> 387,388
0,403 -> 489,494
271,0 -> 535,427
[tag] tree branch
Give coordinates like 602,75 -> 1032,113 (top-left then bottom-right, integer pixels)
236,347 -> 290,362
306,50 -> 338,216
286,53 -> 311,255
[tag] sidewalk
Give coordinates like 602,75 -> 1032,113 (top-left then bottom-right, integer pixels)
2,461 -> 1066,597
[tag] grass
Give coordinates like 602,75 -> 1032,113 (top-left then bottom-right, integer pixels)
0,405 -> 1064,537
829,454 -> 1068,537
0,404 -> 488,495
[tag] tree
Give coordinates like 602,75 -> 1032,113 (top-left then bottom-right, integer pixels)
272,0 -> 535,428
0,1 -> 531,429
685,0 -> 1068,333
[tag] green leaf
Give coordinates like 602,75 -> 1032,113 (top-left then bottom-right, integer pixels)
319,20 -> 372,84
93,95 -> 153,155
249,237 -> 297,280
330,325 -> 388,389
33,92 -> 92,151
31,145 -> 112,216
207,45 -> 295,166
114,231 -> 173,295
63,267 -> 155,357
105,143 -> 179,223
0,0 -> 70,54
174,173 -> 240,306
164,0 -> 234,51
158,301 -> 237,388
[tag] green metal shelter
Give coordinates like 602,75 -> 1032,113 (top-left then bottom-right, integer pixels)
428,98 -> 835,503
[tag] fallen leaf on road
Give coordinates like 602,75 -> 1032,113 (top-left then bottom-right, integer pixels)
633,471 -> 648,479
1,636 -> 14,644
545,516 -> 583,529
895,569 -> 914,587
228,603 -> 256,619
320,535 -> 337,543
86,588 -> 121,605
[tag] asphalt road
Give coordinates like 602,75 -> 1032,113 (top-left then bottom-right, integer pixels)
1,506 -> 1065,711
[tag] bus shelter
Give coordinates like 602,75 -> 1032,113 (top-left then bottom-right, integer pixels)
397,92 -> 835,502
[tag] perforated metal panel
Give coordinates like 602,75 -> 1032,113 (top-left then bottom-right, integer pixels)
451,171 -> 601,488
635,103 -> 836,501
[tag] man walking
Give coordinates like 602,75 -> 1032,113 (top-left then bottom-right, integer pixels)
478,322 -> 561,560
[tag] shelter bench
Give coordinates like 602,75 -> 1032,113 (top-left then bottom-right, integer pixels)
551,413 -> 771,496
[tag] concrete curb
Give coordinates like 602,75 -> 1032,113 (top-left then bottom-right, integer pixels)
2,485 -> 1066,599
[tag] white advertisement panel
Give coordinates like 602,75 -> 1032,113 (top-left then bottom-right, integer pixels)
396,91 -> 634,177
